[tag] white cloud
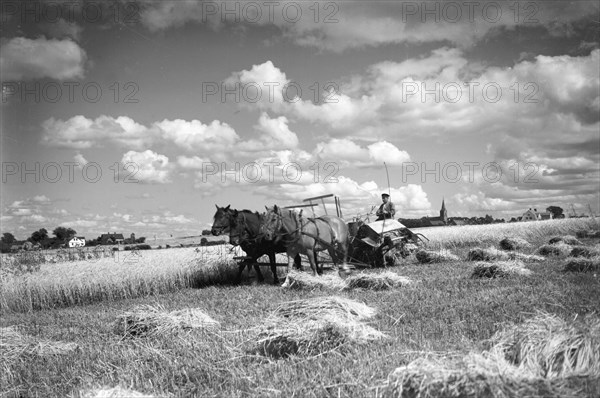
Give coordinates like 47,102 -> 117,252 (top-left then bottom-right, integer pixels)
32,195 -> 50,202
74,153 -> 88,169
120,150 -> 172,184
138,1 -> 598,52
314,139 -> 410,167
155,119 -> 239,155
41,115 -> 153,150
0,36 -> 86,80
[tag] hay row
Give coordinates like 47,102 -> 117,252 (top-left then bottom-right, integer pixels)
569,245 -> 600,258
415,249 -> 460,264
490,312 -> 600,378
380,352 -> 582,398
499,237 -> 533,251
471,261 -> 533,278
0,326 -> 78,363
549,235 -> 583,246
114,305 -> 219,338
283,270 -> 413,291
379,312 -> 600,397
251,296 -> 385,358
563,257 -> 600,273
537,243 -> 573,256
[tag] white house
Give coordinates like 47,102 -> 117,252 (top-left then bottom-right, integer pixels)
522,208 -> 553,221
68,237 -> 86,247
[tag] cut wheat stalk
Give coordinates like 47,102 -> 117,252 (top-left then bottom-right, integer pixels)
113,305 -> 219,337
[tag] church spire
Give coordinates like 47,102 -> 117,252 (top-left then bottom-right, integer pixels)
440,197 -> 447,223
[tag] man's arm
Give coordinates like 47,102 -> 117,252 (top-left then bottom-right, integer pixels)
389,203 -> 396,216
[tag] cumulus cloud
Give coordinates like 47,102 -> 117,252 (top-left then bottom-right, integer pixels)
120,150 -> 172,184
0,36 -> 86,80
41,115 -> 152,150
314,139 -> 410,167
155,119 -> 239,155
137,1 -> 599,52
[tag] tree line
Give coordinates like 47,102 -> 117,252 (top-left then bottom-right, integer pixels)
1,227 -> 145,253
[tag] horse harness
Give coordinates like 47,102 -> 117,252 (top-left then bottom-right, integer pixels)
273,209 -> 338,253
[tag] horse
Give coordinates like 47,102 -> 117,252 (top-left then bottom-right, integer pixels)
261,205 -> 351,286
211,205 -> 302,284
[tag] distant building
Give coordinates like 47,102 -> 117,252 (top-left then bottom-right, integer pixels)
448,219 -> 467,226
522,208 -> 553,221
421,199 -> 448,227
100,232 -> 125,245
68,237 -> 86,248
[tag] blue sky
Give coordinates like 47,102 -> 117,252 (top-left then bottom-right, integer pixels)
1,0 -> 599,239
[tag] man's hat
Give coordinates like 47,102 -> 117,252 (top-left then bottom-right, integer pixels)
381,193 -> 390,198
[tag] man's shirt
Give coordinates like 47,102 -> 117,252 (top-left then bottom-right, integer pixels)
377,202 -> 396,218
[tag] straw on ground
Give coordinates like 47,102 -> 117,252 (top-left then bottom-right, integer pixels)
251,296 -> 385,358
114,304 -> 219,338
471,261 -> 533,278
415,249 -> 459,264
490,312 -> 600,378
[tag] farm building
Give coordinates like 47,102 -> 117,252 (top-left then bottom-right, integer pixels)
68,237 -> 86,248
100,233 -> 125,245
522,208 -> 553,221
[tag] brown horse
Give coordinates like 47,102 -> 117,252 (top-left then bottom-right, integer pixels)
211,205 -> 301,284
261,205 -> 350,286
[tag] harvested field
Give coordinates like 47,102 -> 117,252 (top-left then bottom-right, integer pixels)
113,305 -> 219,338
490,312 -> 600,378
415,249 -> 459,263
251,296 -> 385,358
2,219 -> 599,397
471,261 -> 533,278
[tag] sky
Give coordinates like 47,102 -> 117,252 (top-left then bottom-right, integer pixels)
1,0 -> 599,240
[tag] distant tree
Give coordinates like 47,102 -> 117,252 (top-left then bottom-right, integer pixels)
53,227 -> 77,241
546,206 -> 564,219
136,237 -> 146,243
1,232 -> 16,245
29,228 -> 48,243
201,229 -> 212,236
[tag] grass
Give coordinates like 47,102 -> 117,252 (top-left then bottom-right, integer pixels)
0,219 -> 599,397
